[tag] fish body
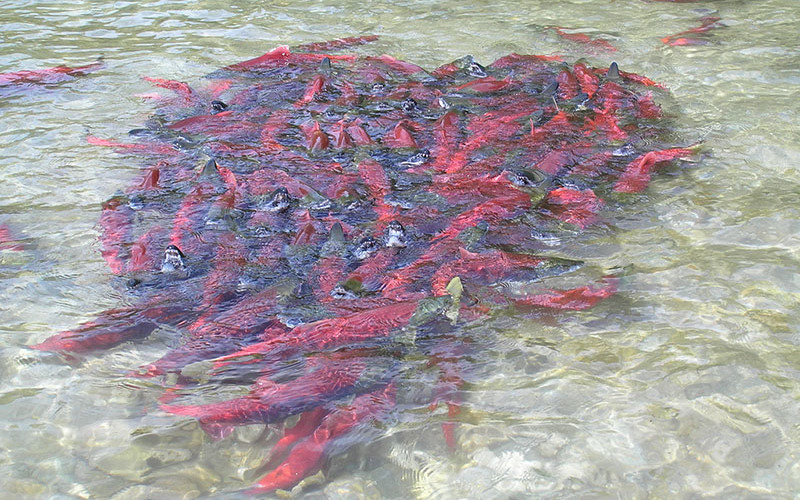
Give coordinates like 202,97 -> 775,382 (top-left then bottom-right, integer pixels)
0,60 -> 104,87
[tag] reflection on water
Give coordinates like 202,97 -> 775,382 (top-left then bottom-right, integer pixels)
1,0 -> 800,498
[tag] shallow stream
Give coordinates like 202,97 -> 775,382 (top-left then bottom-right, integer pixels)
1,1 -> 799,498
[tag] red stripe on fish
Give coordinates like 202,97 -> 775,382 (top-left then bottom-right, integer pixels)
549,27 -> 617,52
544,187 -> 604,228
0,224 -> 24,252
250,383 -> 396,494
636,93 -> 663,119
455,75 -> 513,93
294,74 -> 326,108
345,248 -> 397,292
302,121 -> 330,152
573,63 -> 599,98
358,159 -> 390,201
384,122 -> 418,149
0,60 -> 104,87
614,147 -> 696,193
489,53 -> 563,67
312,255 -> 349,301
440,189 -> 532,239
87,136 -> 178,156
431,248 -> 545,296
218,301 -> 417,364
294,35 -> 379,53
346,121 -> 373,145
584,110 -> 627,141
512,277 -> 618,310
225,45 -> 356,71
31,298 -> 199,354
557,69 -> 580,100
368,54 -> 425,75
330,119 -> 353,149
163,355 -> 368,425
142,76 -> 199,106
415,110 -> 462,174
125,227 -> 164,274
99,197 -> 133,275
662,16 -> 723,46
264,407 -> 328,469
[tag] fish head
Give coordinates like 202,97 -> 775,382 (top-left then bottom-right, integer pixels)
161,245 -> 186,273
263,187 -> 292,213
352,236 -> 380,260
384,220 -> 408,248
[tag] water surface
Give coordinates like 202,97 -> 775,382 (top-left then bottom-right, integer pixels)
1,0 -> 799,498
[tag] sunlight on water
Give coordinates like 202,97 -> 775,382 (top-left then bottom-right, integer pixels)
1,0 -> 799,498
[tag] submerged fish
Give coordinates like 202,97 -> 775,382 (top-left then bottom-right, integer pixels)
0,60 -> 104,88
30,36 -> 697,494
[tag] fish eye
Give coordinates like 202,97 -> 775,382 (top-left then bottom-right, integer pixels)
161,245 -> 186,273
353,236 -> 380,259
612,144 -> 635,157
401,149 -> 431,167
509,171 -> 533,186
128,195 -> 145,211
211,100 -> 228,112
264,187 -> 292,212
386,220 -> 407,239
384,221 -> 408,248
468,62 -> 487,78
330,285 -> 358,300
401,98 -> 417,113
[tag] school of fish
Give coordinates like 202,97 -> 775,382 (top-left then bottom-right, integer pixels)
28,35 -> 698,494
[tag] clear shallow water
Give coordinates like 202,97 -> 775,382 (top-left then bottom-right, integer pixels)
1,1 -> 799,499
